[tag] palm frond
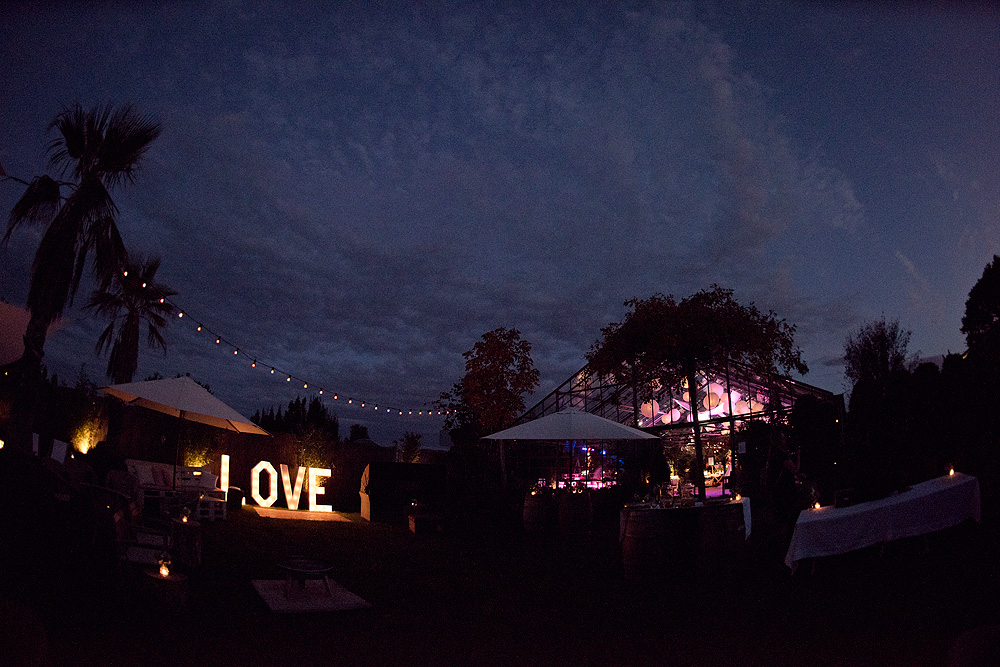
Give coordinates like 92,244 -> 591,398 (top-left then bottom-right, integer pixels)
98,104 -> 162,187
3,175 -> 61,245
94,321 -> 117,355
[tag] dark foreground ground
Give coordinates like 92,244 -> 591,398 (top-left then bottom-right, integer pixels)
2,504 -> 999,667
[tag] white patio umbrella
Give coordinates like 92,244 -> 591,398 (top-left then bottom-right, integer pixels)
483,409 -> 659,442
483,409 -> 658,488
103,375 -> 267,435
103,375 -> 267,488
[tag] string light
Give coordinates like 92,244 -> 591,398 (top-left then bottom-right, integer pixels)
161,296 -> 444,420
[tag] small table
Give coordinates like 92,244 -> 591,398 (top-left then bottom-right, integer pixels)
143,569 -> 189,607
277,557 -> 335,599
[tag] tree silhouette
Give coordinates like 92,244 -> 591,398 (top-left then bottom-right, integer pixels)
87,255 -> 175,384
394,431 -> 422,463
460,328 -> 539,434
348,424 -> 370,442
588,286 -> 807,500
2,102 -> 160,452
962,255 -> 1000,369
843,316 -> 911,393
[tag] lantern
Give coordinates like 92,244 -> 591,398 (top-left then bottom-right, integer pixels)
158,553 -> 171,577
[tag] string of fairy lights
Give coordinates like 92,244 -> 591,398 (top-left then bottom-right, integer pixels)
156,294 -> 449,420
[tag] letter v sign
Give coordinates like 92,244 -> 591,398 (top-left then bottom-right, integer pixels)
280,464 -> 306,509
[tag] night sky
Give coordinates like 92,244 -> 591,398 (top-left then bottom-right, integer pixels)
2,1 -> 998,446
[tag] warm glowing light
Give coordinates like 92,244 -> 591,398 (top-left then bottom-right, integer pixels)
178,312 -> 183,318
141,282 -> 146,288
0,439 -> 4,450
251,361 -> 256,367
158,553 -> 171,577
251,461 -> 279,507
197,325 -> 202,331
233,350 -> 238,355
308,467 -> 332,512
73,418 -> 103,454
319,389 -> 323,394
735,494 -> 742,502
949,468 -> 955,476
159,298 -> 164,303
270,368 -> 275,374
181,515 -> 188,523
286,376 -> 291,382
215,338 -> 220,344
280,464 -> 306,510
123,270 -> 128,277
814,502 -> 821,510
221,454 -> 230,500
303,383 -> 307,388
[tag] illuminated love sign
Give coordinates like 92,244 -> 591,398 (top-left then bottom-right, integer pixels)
220,454 -> 332,512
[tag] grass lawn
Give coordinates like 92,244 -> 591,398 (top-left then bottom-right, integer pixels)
6,506 -> 1000,666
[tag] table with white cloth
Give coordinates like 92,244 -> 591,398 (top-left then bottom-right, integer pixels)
785,472 -> 980,570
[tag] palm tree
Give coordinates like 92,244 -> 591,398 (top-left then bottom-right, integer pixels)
87,255 -> 175,384
1,102 -> 160,453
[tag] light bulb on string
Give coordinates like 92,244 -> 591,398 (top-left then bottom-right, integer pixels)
215,338 -> 220,344
318,389 -> 323,395
197,325 -> 202,332
141,282 -> 146,288
303,383 -> 308,389
123,271 -> 128,277
286,376 -> 291,382
178,312 -> 183,318
251,360 -> 256,368
270,368 -> 275,374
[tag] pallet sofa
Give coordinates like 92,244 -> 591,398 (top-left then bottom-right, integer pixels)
125,459 -> 228,521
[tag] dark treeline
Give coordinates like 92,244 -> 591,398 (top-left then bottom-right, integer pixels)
252,396 -> 339,442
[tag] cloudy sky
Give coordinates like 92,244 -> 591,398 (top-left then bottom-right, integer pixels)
2,1 -> 998,446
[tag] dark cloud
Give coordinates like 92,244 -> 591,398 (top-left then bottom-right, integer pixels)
3,1 -> 997,443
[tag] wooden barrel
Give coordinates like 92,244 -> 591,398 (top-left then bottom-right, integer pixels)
523,492 -> 556,533
621,508 -> 667,581
558,491 -> 593,534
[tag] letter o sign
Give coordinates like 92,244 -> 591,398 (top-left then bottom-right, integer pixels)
251,461 -> 279,507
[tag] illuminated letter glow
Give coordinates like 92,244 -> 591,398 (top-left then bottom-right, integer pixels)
280,464 -> 306,510
251,461 -> 279,507
308,467 -> 333,512
220,454 -> 230,501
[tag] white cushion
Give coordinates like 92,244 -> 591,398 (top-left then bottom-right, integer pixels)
154,467 -> 172,487
132,465 -> 155,487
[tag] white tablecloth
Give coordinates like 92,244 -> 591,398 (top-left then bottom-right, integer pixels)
784,473 -> 981,570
